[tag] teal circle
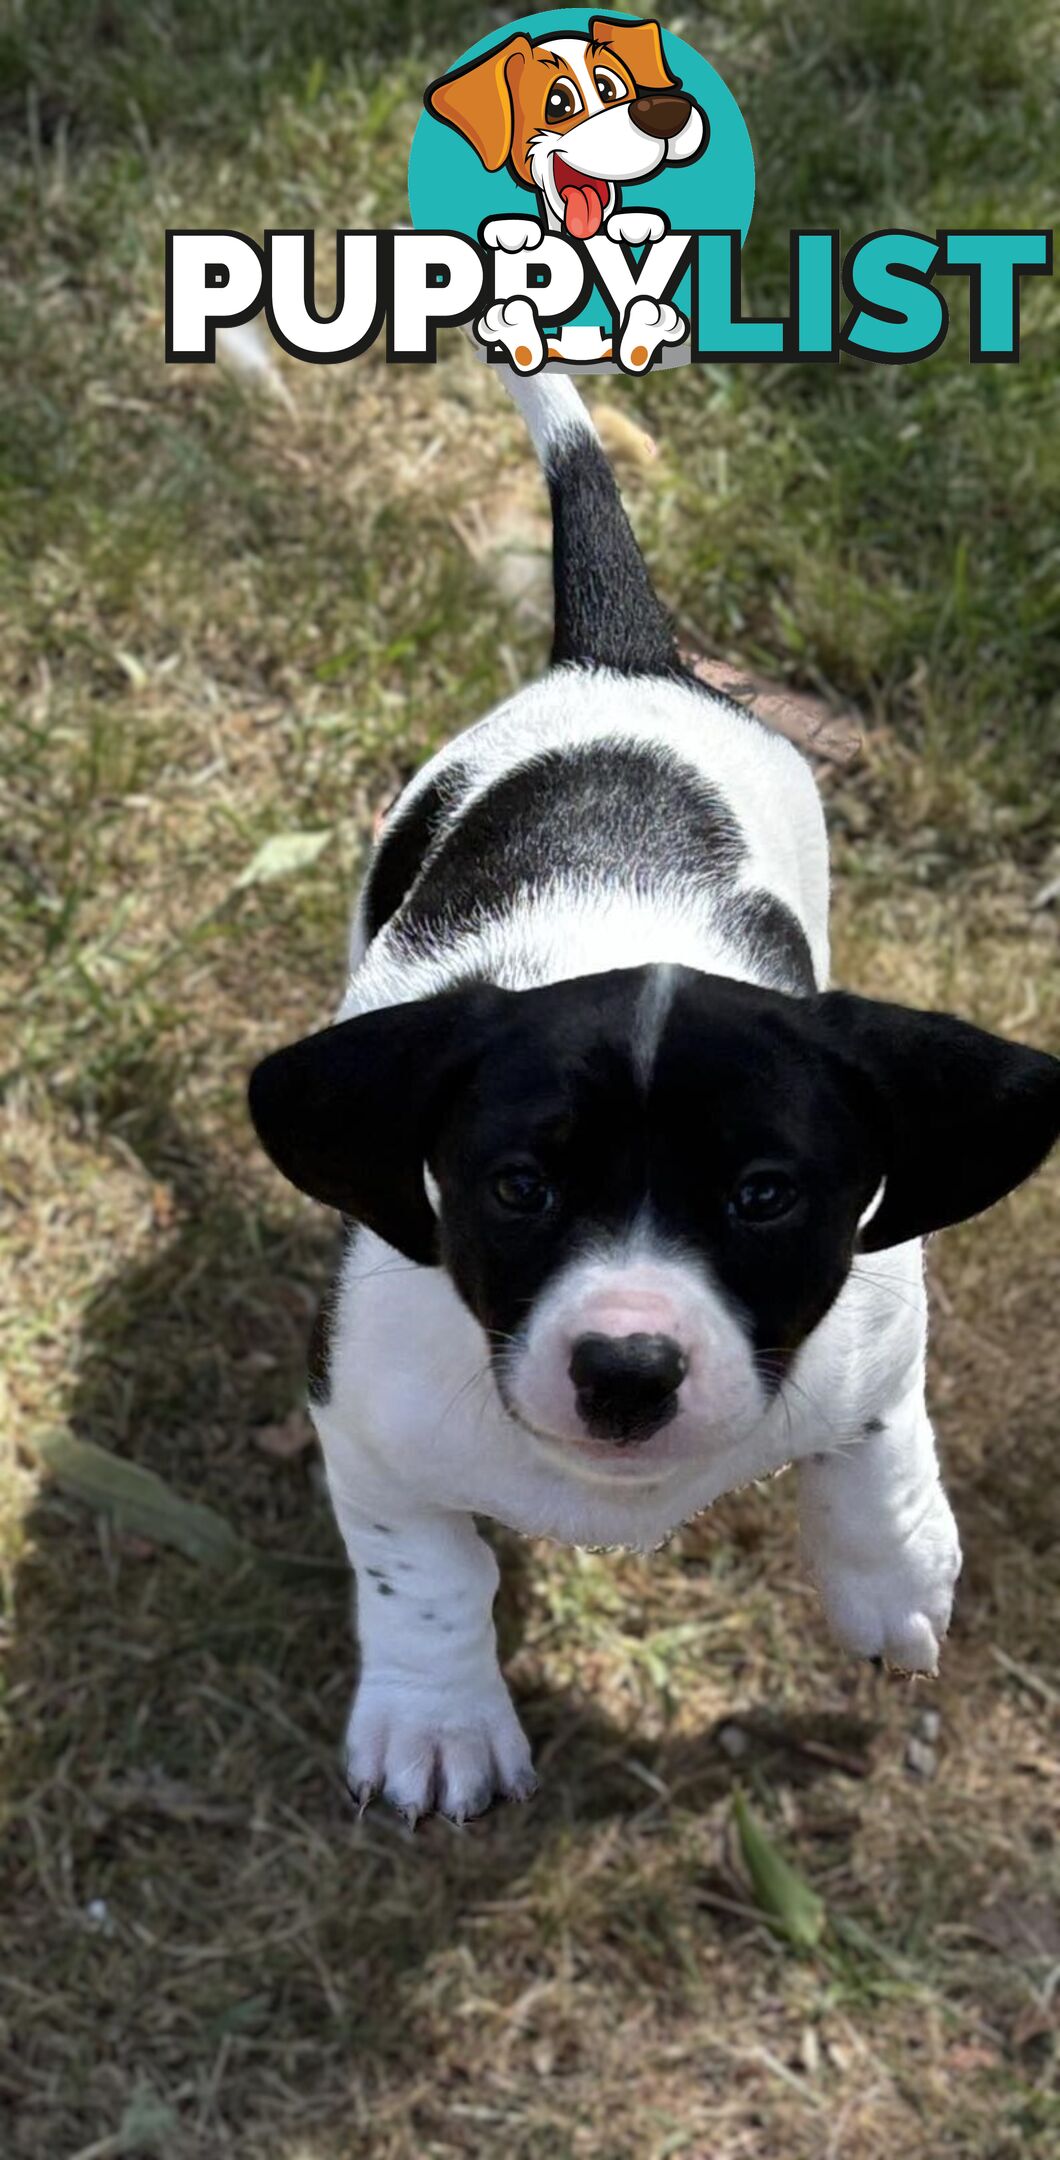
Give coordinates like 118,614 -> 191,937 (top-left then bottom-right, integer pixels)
408,9 -> 755,346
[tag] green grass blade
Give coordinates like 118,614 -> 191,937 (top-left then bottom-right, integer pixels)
732,1789 -> 827,1951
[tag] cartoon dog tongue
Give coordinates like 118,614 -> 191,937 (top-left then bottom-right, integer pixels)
558,171 -> 606,239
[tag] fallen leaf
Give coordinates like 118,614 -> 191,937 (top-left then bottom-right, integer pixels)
234,829 -> 331,890
1011,2003 -> 1057,2049
114,2086 -> 179,2153
686,654 -> 864,767
592,401 -> 657,465
945,2042 -> 1001,2074
35,1429 -> 245,1565
254,1412 -> 315,1460
732,1790 -> 826,1950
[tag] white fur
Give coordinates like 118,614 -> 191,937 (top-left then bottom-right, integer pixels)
318,378 -> 958,1817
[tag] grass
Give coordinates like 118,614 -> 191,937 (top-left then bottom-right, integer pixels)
1,2 -> 1058,2154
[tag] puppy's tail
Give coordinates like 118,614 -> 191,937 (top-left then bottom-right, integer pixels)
502,373 -> 684,679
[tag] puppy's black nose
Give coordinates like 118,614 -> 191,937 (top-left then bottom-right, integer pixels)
569,1332 -> 687,1444
629,92 -> 693,141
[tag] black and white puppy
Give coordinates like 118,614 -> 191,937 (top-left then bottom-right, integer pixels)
250,375 -> 1059,1821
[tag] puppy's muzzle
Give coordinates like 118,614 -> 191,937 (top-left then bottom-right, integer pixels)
569,1331 -> 687,1444
628,92 -> 693,141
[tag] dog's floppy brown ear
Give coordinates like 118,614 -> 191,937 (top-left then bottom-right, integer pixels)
589,16 -> 676,91
424,34 -> 532,172
813,992 -> 1060,1251
248,984 -> 513,1264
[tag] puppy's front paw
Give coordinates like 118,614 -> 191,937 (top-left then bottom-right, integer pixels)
481,216 -> 543,253
813,1494 -> 962,1675
605,209 -> 668,247
346,1675 -> 537,1822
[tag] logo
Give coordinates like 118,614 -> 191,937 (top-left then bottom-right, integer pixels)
410,10 -> 753,371
165,11 -> 1052,374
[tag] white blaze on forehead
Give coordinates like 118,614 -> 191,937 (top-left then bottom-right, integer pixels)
857,1176 -> 886,1232
632,963 -> 676,1087
424,1165 -> 442,1216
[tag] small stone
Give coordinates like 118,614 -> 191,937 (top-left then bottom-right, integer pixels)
799,2026 -> 821,2077
905,1737 -> 938,1779
253,1411 -> 314,1459
717,1721 -> 750,1759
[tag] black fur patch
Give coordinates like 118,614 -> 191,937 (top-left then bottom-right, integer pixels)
718,890 -> 816,996
251,967 -> 1060,1292
429,968 -> 876,1377
393,743 -> 746,950
547,436 -> 687,678
543,415 -> 764,701
306,1218 -> 356,1407
363,763 -> 469,941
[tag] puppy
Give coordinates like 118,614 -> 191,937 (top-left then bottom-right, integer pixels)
250,375 -> 1059,1822
425,17 -> 707,242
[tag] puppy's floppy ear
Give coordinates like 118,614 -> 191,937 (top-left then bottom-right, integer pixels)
248,984 -> 511,1264
814,992 -> 1060,1251
424,34 -> 532,172
590,16 -> 676,91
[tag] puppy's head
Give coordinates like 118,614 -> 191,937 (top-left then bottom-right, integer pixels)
425,19 -> 707,239
250,967 -> 1058,1478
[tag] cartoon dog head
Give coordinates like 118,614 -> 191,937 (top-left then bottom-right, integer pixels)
425,16 -> 708,238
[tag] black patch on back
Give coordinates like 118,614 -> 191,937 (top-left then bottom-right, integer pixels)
718,890 -> 816,995
548,437 -> 686,679
363,763 -> 469,941
393,743 -> 746,948
386,742 -> 814,996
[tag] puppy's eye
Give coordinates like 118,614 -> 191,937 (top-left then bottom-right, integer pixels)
545,79 -> 580,123
593,68 -> 624,103
492,1166 -> 557,1215
729,1170 -> 799,1225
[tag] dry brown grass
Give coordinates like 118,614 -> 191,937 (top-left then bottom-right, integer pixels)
3,365 -> 1057,2153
